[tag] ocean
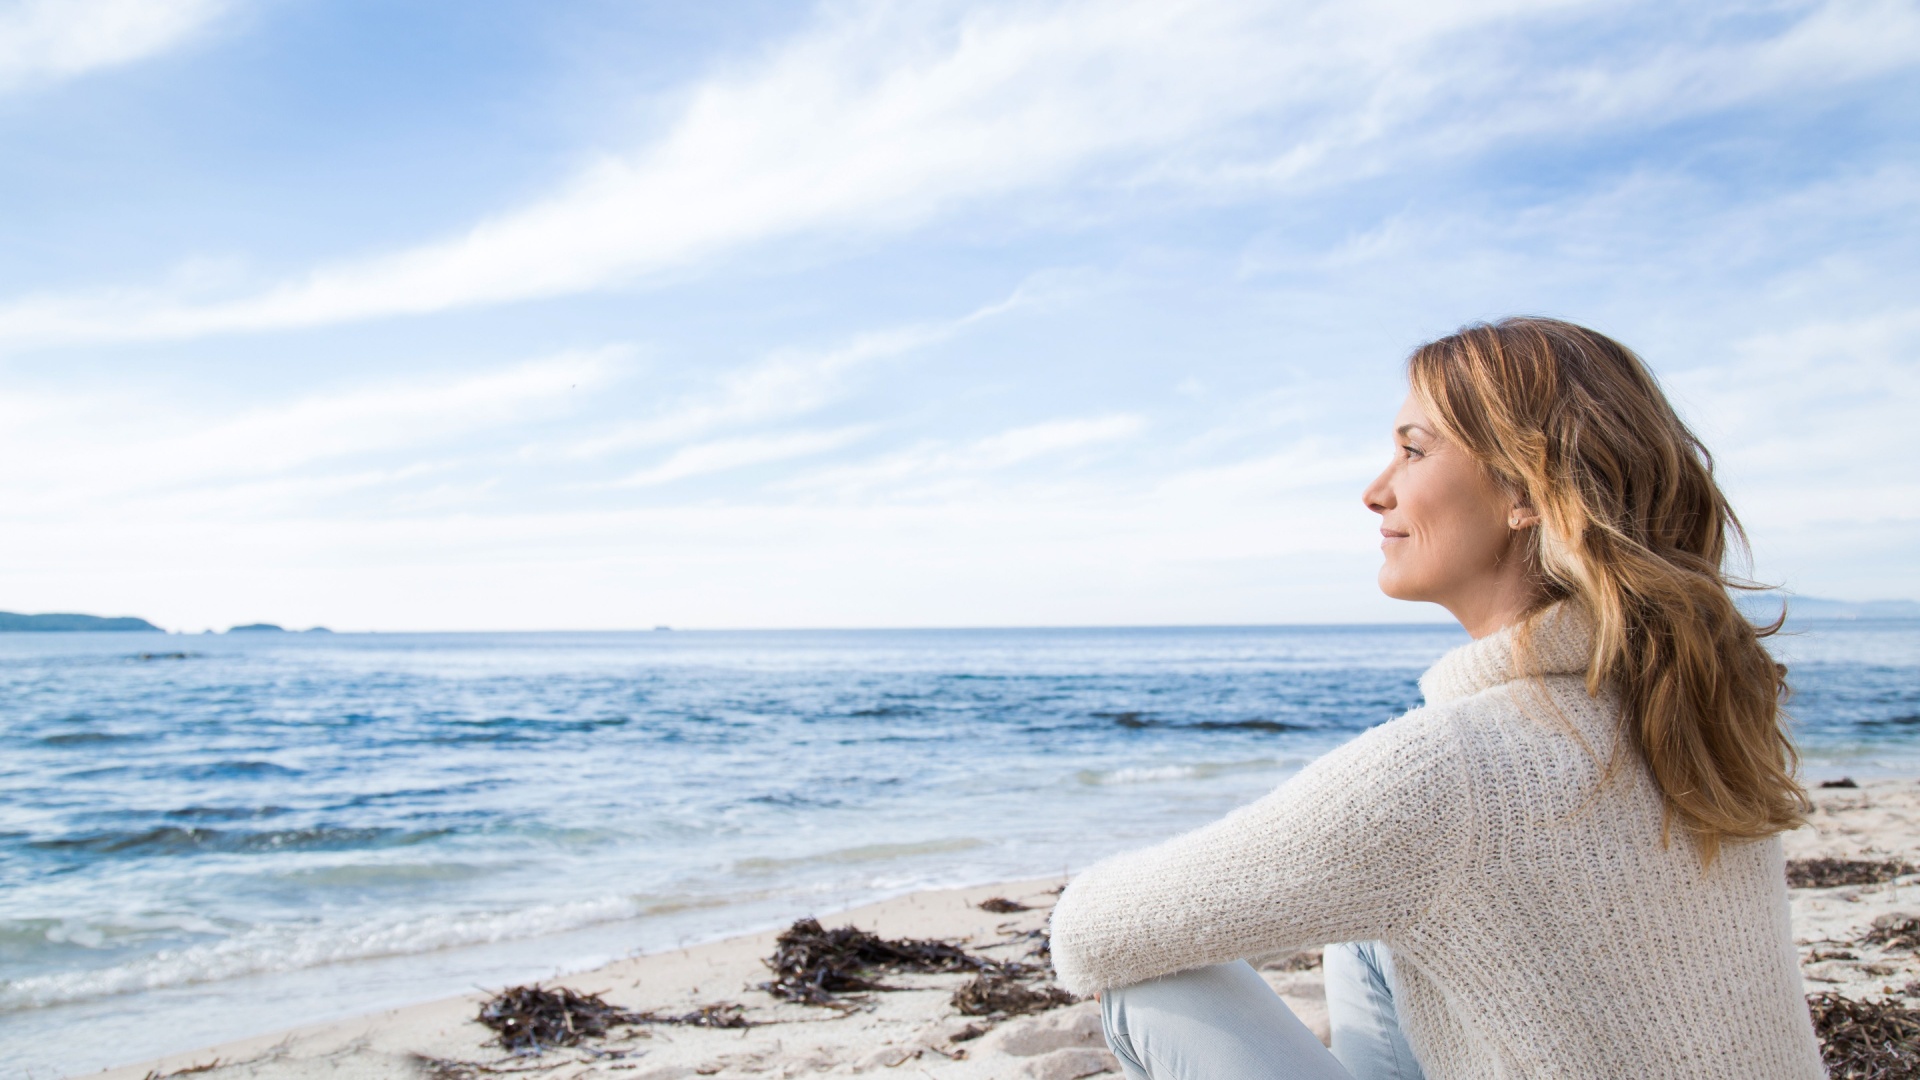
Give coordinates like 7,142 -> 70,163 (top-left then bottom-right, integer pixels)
3,620 -> 1917,1078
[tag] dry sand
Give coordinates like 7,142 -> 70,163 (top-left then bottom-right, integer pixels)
91,778 -> 1920,1080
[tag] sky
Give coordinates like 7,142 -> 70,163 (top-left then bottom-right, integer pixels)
0,0 -> 1914,631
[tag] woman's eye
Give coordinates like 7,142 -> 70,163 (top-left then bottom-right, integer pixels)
1401,444 -> 1423,459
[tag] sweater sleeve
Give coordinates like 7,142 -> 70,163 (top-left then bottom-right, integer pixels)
1048,708 -> 1472,996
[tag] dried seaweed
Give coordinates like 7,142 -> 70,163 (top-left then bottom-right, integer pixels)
635,1003 -> 752,1029
951,973 -> 1076,1017
1823,778 -> 1862,789
476,985 -> 643,1053
410,1056 -> 560,1079
1866,917 -> 1920,952
996,925 -> 1052,961
976,897 -> 1030,913
1791,858 -> 1917,889
1810,992 -> 1920,1079
141,1061 -> 220,1080
759,917 -> 1010,1005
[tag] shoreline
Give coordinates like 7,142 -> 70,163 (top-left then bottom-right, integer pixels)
85,778 -> 1920,1079
90,877 -> 1135,1080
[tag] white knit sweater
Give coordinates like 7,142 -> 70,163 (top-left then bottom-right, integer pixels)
1049,608 -> 1825,1079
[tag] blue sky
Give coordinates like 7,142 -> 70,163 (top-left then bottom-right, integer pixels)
0,0 -> 1914,631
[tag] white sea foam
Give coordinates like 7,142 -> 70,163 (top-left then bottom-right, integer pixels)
1077,759 -> 1290,785
0,893 -> 653,1010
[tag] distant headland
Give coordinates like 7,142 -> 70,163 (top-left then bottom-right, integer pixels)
1738,593 -> 1920,621
0,611 -> 334,633
0,611 -> 161,632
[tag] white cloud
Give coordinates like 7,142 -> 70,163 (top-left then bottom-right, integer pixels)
613,427 -> 874,488
5,0 -> 1913,346
790,413 -> 1145,497
0,347 -> 619,514
0,0 -> 225,91
559,286 -> 1029,460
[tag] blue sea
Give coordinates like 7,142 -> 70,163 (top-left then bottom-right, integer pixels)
4,621 -> 1917,1078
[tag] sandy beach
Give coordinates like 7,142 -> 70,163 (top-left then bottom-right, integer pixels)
89,777 -> 1920,1080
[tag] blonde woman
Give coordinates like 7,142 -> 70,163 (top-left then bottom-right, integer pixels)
1049,318 -> 1823,1079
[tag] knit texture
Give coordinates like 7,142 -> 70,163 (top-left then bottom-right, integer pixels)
1049,607 -> 1825,1079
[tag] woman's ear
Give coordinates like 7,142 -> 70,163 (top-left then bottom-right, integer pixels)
1508,501 -> 1541,530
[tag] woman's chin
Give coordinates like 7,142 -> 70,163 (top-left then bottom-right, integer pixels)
1375,569 -> 1428,604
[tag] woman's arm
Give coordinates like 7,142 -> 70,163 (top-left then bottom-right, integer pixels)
1048,709 -> 1473,996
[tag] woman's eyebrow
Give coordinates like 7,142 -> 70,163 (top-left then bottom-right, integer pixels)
1395,424 -> 1432,439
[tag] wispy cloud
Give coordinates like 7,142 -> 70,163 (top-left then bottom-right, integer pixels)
614,427 -> 875,488
791,414 -> 1145,497
0,347 -> 619,514
4,0 -> 1912,346
558,287 -> 1028,461
0,0 -> 226,92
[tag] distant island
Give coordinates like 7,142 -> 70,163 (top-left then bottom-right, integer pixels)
0,611 -> 161,632
1737,593 -> 1920,621
226,623 -> 332,634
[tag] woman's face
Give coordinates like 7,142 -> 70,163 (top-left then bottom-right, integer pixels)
1362,394 -> 1534,632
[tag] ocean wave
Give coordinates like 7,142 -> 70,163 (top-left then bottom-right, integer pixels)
37,731 -> 152,746
0,893 -> 656,1011
29,825 -> 448,857
1093,711 -> 1311,733
1076,759 -> 1287,785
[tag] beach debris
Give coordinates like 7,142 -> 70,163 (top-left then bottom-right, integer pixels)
951,1023 -> 988,1043
412,1055 -> 590,1079
759,917 -> 1010,1005
1864,914 -> 1920,952
1823,778 -> 1862,789
1808,992 -> 1920,1079
140,1060 -> 221,1080
476,984 -> 646,1052
1790,858 -> 1917,889
951,973 -> 1077,1017
978,896 -> 1031,913
998,925 -> 1053,960
635,1002 -> 753,1029
1262,948 -> 1324,972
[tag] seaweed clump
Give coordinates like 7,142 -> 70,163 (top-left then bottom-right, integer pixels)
1865,916 -> 1920,952
760,917 -> 1005,1005
1809,992 -> 1920,1079
477,985 -> 643,1052
951,973 -> 1076,1017
1790,858 -> 1917,889
976,897 -> 1030,913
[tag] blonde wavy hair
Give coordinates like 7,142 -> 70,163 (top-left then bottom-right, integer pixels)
1407,317 -> 1807,863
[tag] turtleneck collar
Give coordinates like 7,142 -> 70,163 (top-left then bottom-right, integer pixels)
1419,602 -> 1594,706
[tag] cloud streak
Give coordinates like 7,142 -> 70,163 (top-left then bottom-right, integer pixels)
0,0 -> 225,92
3,0 -> 1913,347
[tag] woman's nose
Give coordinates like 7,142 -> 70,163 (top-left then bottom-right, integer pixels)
1362,467 -> 1393,515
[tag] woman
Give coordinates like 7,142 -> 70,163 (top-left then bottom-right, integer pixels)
1048,318 -> 1824,1079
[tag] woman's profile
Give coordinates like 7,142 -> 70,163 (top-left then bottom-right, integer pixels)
1048,317 -> 1824,1079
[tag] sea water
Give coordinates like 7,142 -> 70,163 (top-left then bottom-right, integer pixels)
3,621 -> 1916,1078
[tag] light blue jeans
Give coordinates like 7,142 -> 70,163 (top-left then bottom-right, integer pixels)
1099,942 -> 1427,1080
